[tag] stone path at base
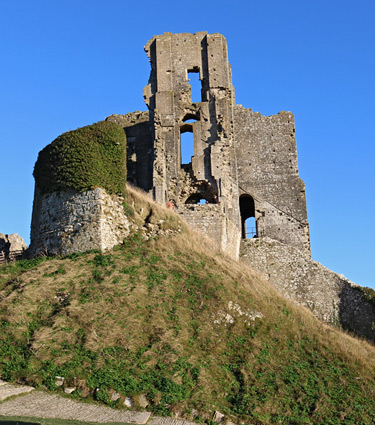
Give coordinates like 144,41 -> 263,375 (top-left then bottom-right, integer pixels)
0,391 -> 151,424
0,380 -> 35,401
0,381 -> 197,425
148,419 -> 196,425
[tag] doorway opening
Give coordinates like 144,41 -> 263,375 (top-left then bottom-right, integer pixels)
239,195 -> 257,239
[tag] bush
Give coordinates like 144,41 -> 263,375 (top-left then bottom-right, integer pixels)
33,121 -> 127,196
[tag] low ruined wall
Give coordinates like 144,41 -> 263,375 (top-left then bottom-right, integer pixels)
29,187 -> 131,256
178,204 -> 241,260
240,237 -> 375,340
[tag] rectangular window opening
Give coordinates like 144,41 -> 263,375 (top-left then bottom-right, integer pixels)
188,69 -> 202,103
180,130 -> 194,166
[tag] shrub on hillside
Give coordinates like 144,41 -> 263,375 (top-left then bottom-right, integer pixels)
33,121 -> 127,196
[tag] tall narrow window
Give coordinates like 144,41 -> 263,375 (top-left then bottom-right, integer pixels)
188,69 -> 202,103
239,195 -> 257,239
180,129 -> 194,165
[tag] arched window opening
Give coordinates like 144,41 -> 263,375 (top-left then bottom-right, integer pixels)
180,128 -> 194,166
188,68 -> 202,103
182,112 -> 199,122
185,193 -> 206,204
239,195 -> 257,239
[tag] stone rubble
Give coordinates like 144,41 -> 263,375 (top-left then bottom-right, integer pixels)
124,396 -> 135,407
55,376 -> 65,387
213,301 -> 263,325
138,394 -> 149,408
212,411 -> 225,423
111,391 -> 121,402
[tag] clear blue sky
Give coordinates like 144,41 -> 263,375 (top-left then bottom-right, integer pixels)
1,0 -> 374,288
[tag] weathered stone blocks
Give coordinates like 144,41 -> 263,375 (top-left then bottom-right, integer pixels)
29,188 -> 130,256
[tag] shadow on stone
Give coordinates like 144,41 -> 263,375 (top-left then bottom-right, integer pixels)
339,282 -> 375,341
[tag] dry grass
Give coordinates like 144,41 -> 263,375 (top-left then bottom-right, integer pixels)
1,186 -> 375,423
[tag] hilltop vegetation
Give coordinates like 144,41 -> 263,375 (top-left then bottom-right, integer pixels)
1,187 -> 375,425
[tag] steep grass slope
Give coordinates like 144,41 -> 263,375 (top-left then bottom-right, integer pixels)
1,187 -> 375,425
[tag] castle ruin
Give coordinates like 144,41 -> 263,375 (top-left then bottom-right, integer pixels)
108,32 -> 310,259
29,32 -> 375,340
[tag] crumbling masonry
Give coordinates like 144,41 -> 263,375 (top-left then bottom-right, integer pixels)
30,32 -> 375,340
108,32 -> 310,259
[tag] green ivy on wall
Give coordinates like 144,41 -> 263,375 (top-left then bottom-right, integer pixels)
33,121 -> 127,196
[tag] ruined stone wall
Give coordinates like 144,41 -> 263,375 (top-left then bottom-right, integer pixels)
234,106 -> 310,255
0,233 -> 27,262
106,112 -> 153,191
29,188 -> 130,257
177,204 -> 240,258
0,233 -> 27,254
240,238 -> 375,340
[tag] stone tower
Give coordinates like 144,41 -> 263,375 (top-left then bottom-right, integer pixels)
142,32 -> 242,257
140,32 -> 310,258
234,108 -> 310,254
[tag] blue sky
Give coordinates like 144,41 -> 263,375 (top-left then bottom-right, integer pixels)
1,0 -> 374,288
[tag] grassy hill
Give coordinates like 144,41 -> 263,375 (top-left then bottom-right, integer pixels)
1,186 -> 375,425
